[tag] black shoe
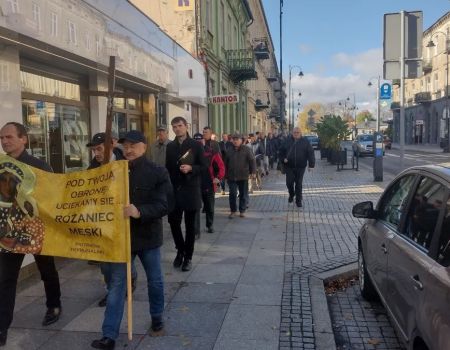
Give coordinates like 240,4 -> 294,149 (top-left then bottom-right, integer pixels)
91,337 -> 115,349
288,195 -> 294,203
296,200 -> 302,208
98,295 -> 107,307
207,226 -> 214,233
173,252 -> 184,268
151,317 -> 164,332
266,171 -> 269,175
195,232 -> 201,240
42,307 -> 61,326
181,258 -> 192,272
0,330 -> 7,347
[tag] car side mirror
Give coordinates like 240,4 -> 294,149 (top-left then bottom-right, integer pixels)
352,201 -> 376,219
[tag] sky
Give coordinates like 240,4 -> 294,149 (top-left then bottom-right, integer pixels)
261,0 -> 450,118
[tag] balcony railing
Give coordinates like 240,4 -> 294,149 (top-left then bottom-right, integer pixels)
226,49 -> 257,83
253,38 -> 270,60
414,92 -> 431,104
255,98 -> 270,110
265,68 -> 278,82
422,60 -> 432,74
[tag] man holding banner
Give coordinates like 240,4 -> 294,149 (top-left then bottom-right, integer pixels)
0,122 -> 62,347
91,130 -> 172,350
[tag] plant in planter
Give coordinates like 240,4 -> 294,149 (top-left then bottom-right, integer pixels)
314,115 -> 351,164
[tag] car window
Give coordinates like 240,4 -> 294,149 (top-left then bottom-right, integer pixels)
360,135 -> 373,142
403,177 -> 445,252
437,196 -> 450,266
378,175 -> 416,229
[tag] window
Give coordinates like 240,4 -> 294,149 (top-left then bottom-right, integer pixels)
206,0 -> 212,32
85,34 -> 91,51
403,177 -> 445,251
220,2 -> 225,49
95,35 -> 101,56
50,12 -> 58,37
378,175 -> 416,229
32,2 -> 41,30
68,21 -> 77,45
7,0 -> 19,13
437,196 -> 450,266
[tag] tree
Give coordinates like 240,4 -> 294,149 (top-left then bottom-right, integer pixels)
356,110 -> 375,124
297,102 -> 327,133
314,115 -> 352,151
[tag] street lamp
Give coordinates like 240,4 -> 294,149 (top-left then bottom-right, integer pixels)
288,65 -> 303,132
339,94 -> 357,138
427,29 -> 449,152
368,76 -> 381,132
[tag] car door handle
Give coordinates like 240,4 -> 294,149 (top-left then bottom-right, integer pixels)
410,275 -> 424,291
381,243 -> 388,254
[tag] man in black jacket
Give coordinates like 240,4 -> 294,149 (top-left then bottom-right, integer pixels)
166,117 -> 207,272
91,130 -> 172,350
0,122 -> 62,348
279,127 -> 315,208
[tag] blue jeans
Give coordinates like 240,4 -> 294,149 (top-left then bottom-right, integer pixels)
100,247 -> 164,340
228,180 -> 248,213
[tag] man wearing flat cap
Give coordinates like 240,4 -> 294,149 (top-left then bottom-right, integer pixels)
225,132 -> 256,219
150,126 -> 170,167
0,122 -> 62,348
91,130 -> 173,349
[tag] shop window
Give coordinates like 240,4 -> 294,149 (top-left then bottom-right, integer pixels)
113,97 -> 125,109
22,100 -> 90,173
20,71 -> 80,101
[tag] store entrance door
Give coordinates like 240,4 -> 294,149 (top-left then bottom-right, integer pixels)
415,123 -> 423,144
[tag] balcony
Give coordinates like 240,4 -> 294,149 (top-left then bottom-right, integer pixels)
390,102 -> 400,110
414,92 -> 431,104
253,38 -> 270,60
255,99 -> 270,110
269,106 -> 280,119
226,49 -> 257,83
422,60 -> 432,74
265,68 -> 278,82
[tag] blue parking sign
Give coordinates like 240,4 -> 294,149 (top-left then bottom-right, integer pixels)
380,83 -> 392,99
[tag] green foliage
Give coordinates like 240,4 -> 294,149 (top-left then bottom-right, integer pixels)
313,115 -> 352,151
356,110 -> 375,124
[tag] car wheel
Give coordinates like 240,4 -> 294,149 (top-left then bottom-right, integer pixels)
358,247 -> 378,301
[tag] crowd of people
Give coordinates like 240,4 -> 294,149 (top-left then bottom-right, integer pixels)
0,119 -> 315,350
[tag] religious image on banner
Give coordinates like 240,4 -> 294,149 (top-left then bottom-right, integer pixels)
0,155 -> 130,263
0,160 -> 44,254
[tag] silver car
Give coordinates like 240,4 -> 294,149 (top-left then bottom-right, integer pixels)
353,164 -> 450,350
352,134 -> 374,156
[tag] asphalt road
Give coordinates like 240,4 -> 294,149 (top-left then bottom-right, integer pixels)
351,147 -> 450,178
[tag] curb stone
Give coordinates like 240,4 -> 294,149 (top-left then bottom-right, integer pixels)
310,263 -> 358,350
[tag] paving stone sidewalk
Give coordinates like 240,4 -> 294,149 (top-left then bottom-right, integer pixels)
8,153 -> 391,350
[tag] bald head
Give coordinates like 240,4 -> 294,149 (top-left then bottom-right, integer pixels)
292,127 -> 302,140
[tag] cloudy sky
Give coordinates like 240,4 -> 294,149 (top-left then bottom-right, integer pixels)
261,0 -> 450,117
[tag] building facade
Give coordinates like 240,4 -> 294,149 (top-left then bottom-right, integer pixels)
133,0 -> 280,136
391,11 -> 449,147
0,0 -> 206,171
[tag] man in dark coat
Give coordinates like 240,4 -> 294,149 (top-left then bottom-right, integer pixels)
0,122 -> 62,348
91,130 -> 172,350
166,117 -> 207,272
279,127 -> 315,208
225,133 -> 256,218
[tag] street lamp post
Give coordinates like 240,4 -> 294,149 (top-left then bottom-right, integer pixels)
427,30 -> 449,152
288,65 -> 303,132
368,76 -> 381,132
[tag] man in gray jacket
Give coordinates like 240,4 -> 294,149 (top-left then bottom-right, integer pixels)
225,133 -> 256,218
150,126 -> 170,166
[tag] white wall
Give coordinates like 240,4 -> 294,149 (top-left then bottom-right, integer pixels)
0,46 -> 21,126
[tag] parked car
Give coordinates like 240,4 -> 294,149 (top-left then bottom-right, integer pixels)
353,164 -> 450,350
383,135 -> 392,149
352,134 -> 374,156
304,135 -> 320,150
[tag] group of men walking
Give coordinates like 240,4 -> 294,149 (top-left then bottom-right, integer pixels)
0,119 -> 315,350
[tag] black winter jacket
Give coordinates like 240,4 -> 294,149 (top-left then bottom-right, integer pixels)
225,145 -> 256,181
279,136 -> 315,169
166,137 -> 207,210
128,156 -> 172,252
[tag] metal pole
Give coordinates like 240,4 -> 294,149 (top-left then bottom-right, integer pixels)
446,33 -> 449,153
288,66 -> 292,132
399,10 -> 405,168
279,0 -> 284,133
376,76 -> 381,132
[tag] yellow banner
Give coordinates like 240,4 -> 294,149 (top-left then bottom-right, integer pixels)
0,155 -> 130,263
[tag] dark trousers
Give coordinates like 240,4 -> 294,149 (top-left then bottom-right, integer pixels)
228,180 -> 248,213
0,253 -> 61,331
168,208 -> 198,260
220,179 -> 226,192
285,167 -> 306,202
202,191 -> 215,228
